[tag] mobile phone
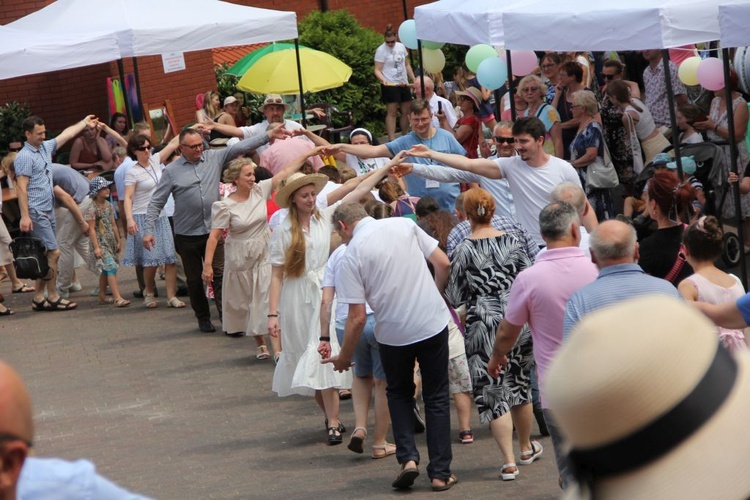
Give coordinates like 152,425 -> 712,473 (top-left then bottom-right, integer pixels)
438,101 -> 442,113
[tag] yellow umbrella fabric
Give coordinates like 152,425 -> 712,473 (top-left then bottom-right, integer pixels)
236,47 -> 352,95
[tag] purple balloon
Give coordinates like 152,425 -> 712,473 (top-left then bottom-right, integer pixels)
696,57 -> 725,91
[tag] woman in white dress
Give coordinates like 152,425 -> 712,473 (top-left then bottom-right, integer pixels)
267,155 -> 404,444
201,149 -> 322,357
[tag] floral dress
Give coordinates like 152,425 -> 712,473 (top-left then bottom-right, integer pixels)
601,96 -> 635,189
570,121 -> 615,221
446,234 -> 534,424
84,200 -> 118,274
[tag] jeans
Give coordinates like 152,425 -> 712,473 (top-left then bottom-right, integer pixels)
379,326 -> 452,480
173,233 -> 223,322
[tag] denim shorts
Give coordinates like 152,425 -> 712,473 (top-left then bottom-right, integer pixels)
335,313 -> 384,379
29,207 -> 58,251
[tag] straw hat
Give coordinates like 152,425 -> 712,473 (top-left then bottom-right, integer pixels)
546,296 -> 750,500
454,86 -> 482,110
274,172 -> 328,208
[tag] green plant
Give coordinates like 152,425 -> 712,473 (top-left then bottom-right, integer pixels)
0,101 -> 31,153
214,63 -> 239,102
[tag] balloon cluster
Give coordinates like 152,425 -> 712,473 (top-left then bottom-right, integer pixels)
465,46 -> 538,90
398,20 -> 446,73
678,56 -> 725,91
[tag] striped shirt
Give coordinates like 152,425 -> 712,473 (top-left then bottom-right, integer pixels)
563,263 -> 680,339
447,215 -> 539,261
15,139 -> 56,212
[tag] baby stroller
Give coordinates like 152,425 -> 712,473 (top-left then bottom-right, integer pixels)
634,142 -> 742,267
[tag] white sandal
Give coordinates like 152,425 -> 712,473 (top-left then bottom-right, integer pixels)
500,463 -> 519,481
143,293 -> 157,308
167,297 -> 186,308
518,440 -> 543,465
256,345 -> 270,360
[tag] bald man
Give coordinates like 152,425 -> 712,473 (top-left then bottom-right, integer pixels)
413,76 -> 457,130
0,361 -> 150,499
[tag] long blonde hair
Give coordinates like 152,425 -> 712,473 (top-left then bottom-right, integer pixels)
283,196 -> 321,278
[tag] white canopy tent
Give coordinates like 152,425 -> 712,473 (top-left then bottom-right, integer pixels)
719,2 -> 750,48
9,0 -> 297,57
0,27 -> 121,80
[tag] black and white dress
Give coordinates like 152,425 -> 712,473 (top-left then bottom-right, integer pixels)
446,234 -> 534,424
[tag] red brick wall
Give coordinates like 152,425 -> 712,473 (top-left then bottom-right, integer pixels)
0,0 -> 431,141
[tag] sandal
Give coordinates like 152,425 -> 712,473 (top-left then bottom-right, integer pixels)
144,293 -> 157,308
0,305 -> 14,316
32,298 -> 50,311
167,297 -> 186,308
98,297 -> 115,305
392,464 -> 419,489
114,298 -> 131,308
12,284 -> 34,294
327,426 -> 343,445
347,427 -> 367,454
432,474 -> 458,492
500,463 -> 519,481
371,442 -> 396,459
518,440 -> 543,465
459,429 -> 474,444
256,345 -> 270,360
46,297 -> 77,311
325,419 -> 346,434
338,389 -> 352,400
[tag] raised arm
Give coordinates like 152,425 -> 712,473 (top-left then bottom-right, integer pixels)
98,122 -> 127,148
326,142 -> 391,160
200,121 -> 244,139
406,143 -> 503,179
328,155 -> 404,206
271,145 -> 327,192
220,125 -> 290,165
55,115 -> 97,149
156,135 -> 181,164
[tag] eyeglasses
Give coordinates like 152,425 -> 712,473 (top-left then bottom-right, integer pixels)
541,64 -> 556,69
603,74 -> 617,80
135,146 -> 151,151
180,143 -> 204,150
521,87 -> 539,93
0,433 -> 32,448
494,136 -> 515,145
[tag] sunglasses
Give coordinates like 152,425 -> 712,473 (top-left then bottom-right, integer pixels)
264,98 -> 284,105
181,143 -> 204,150
494,136 -> 515,145
603,74 -> 618,80
521,86 -> 539,93
135,146 -> 151,151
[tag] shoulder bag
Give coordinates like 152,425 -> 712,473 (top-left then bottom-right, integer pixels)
586,124 -> 619,189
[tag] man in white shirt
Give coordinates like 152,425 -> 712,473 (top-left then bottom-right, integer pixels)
404,116 -> 586,247
324,203 -> 456,492
413,76 -> 457,131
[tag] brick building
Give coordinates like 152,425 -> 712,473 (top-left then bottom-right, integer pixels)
0,0 -> 430,140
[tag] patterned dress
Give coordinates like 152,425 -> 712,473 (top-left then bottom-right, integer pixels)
601,95 -> 635,189
84,200 -> 119,274
446,234 -> 534,424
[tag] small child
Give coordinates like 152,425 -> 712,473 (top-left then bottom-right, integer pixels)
85,177 -> 130,308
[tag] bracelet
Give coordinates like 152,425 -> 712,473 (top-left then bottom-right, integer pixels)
267,314 -> 279,318
319,336 -> 331,342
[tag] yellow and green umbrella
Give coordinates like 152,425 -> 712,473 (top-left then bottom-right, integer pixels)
236,47 -> 352,95
225,42 -> 310,77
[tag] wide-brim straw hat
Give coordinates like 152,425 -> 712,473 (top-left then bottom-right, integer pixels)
545,295 -> 750,500
261,93 -> 291,112
274,172 -> 328,208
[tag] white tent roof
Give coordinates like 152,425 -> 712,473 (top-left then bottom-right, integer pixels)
9,0 -> 297,58
415,0 -> 721,50
719,2 -> 750,48
0,26 -> 121,80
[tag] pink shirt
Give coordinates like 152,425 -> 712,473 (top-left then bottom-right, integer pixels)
259,137 -> 324,175
504,246 -> 598,407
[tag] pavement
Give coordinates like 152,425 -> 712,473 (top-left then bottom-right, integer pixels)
1,268 -> 561,499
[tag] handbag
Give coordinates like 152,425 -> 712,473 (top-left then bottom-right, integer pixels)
10,236 -> 49,280
586,125 -> 619,189
625,112 -> 645,175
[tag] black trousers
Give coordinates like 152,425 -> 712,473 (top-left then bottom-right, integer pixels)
173,233 -> 223,322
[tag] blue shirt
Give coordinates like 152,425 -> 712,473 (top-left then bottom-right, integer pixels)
386,129 -> 466,211
15,139 -> 56,212
563,263 -> 681,339
51,164 -> 89,205
18,457 -> 151,499
736,293 -> 750,326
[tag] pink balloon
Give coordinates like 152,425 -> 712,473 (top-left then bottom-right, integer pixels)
696,57 -> 725,91
511,50 -> 539,76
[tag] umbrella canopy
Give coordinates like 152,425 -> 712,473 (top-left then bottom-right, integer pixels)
236,48 -> 352,95
0,26 -> 121,80
9,0 -> 297,57
226,42 -> 311,77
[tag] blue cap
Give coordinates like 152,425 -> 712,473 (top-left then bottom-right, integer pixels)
652,152 -> 672,165
666,156 -> 697,175
88,176 -> 114,198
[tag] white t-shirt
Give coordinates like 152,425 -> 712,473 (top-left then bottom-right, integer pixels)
345,154 -> 390,176
374,42 -> 410,85
495,155 -> 581,246
268,184 -> 332,231
323,244 -> 374,328
226,120 -> 307,152
429,94 -> 457,129
125,155 -> 164,215
337,217 -> 450,346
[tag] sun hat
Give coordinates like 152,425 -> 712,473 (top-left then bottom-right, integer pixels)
454,86 -> 482,110
274,172 -> 329,208
665,155 -> 698,175
88,177 -> 114,198
546,295 -> 750,500
223,96 -> 238,107
261,94 -> 291,112
651,152 -> 672,165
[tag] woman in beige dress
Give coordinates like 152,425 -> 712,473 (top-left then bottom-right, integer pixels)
202,147 -> 324,359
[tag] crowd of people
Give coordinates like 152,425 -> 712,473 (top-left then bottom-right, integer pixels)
3,30 -> 750,498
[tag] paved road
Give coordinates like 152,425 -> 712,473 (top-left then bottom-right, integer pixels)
1,269 -> 561,499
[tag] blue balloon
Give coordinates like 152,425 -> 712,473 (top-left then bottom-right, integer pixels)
476,57 -> 508,91
398,20 -> 418,50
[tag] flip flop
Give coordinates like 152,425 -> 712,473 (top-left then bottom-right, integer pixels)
12,284 -> 34,293
347,427 -> 367,454
432,474 -> 458,492
392,465 -> 419,489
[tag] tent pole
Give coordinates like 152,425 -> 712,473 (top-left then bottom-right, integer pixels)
417,39 -> 425,97
507,50 -> 516,121
660,50 -> 683,178
116,59 -> 134,127
132,57 -> 145,122
294,39 -> 307,128
722,48 -> 747,289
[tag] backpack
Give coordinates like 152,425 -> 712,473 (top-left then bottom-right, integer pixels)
10,236 -> 49,280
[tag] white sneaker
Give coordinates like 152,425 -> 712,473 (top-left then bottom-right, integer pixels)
69,282 -> 83,292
